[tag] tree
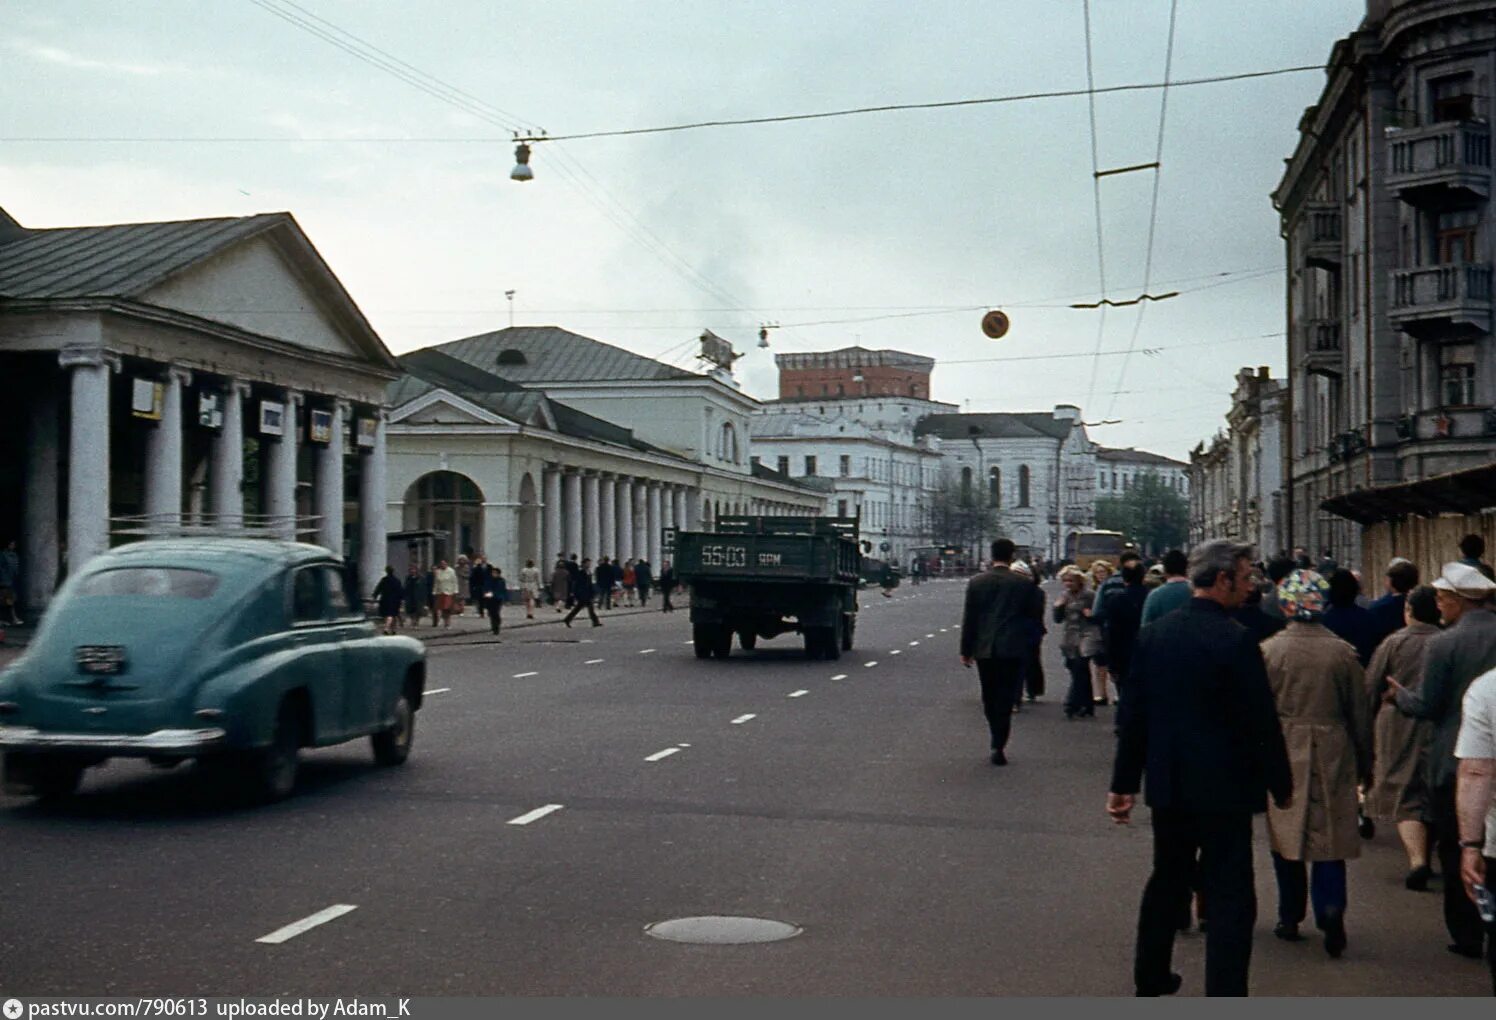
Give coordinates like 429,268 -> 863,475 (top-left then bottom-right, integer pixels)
926,475 -> 1004,567
1095,471 -> 1188,556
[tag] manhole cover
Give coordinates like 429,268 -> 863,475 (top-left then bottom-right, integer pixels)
644,916 -> 802,945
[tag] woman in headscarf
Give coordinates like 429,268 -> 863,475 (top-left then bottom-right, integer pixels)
1363,584 -> 1442,889
1260,570 -> 1373,957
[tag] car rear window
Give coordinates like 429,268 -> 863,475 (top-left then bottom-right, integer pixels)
76,567 -> 220,600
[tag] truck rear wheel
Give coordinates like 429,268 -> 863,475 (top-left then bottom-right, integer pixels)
738,630 -> 757,651
693,625 -> 714,659
712,625 -> 733,659
841,616 -> 855,651
824,618 -> 843,661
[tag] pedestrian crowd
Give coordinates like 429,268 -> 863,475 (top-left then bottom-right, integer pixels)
960,531 -> 1496,996
368,550 -> 680,640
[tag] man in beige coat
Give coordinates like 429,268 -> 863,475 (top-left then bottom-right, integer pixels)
1261,570 -> 1372,958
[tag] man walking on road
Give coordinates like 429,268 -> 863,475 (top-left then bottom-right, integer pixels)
564,558 -> 602,628
959,538 -> 1044,766
1108,539 -> 1293,997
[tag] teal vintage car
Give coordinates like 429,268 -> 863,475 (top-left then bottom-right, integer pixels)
0,539 -> 427,802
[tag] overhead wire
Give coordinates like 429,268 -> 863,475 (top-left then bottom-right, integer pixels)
1103,0 -> 1179,421
1079,0 -> 1111,412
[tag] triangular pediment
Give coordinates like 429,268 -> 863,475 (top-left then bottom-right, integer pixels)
142,233 -> 371,362
390,388 -> 511,426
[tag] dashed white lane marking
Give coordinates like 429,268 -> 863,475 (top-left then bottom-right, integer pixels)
584,658 -> 605,665
683,640 -> 695,645
513,671 -> 538,679
424,687 -> 452,695
788,689 -> 809,698
731,714 -> 757,724
939,628 -> 948,633
926,633 -> 935,638
890,650 -> 902,655
256,904 -> 358,945
639,648 -> 656,655
909,641 -> 920,646
831,674 -> 848,680
864,661 -> 878,668
645,747 -> 681,762
507,804 -> 564,826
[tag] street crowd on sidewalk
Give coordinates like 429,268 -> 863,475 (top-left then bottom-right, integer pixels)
363,550 -> 682,641
960,532 -> 1496,996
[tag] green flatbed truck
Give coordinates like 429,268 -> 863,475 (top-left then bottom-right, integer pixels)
672,515 -> 861,661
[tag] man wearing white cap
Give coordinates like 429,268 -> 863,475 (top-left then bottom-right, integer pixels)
1393,561 -> 1496,959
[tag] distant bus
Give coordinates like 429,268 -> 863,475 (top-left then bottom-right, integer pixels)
1066,530 -> 1126,571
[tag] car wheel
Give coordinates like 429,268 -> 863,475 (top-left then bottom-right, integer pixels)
244,700 -> 302,802
692,624 -> 714,659
371,692 -> 415,766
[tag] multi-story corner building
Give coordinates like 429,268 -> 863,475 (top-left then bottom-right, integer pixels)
1273,0 -> 1496,567
1094,447 -> 1190,499
1188,367 -> 1289,556
751,346 -> 950,563
747,412 -> 943,565
914,406 -> 1097,562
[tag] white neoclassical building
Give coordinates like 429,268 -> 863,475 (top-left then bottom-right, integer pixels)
385,329 -> 822,572
0,205 -> 399,609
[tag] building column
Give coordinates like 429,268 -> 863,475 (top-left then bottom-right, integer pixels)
315,400 -> 348,554
563,470 -> 583,560
264,390 -> 301,539
22,378 -> 61,610
358,409 -> 387,603
581,472 -> 600,562
599,474 -> 617,560
144,366 -> 191,529
672,488 -> 688,535
632,480 -> 648,560
542,467 -> 562,567
684,489 -> 699,531
211,381 -> 250,527
647,482 -> 663,566
60,347 -> 118,572
617,477 -> 635,561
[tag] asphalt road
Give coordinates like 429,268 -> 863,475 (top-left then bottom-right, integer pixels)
0,579 -> 1488,996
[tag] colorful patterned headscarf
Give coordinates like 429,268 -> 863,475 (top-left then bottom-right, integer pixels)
1278,569 -> 1329,621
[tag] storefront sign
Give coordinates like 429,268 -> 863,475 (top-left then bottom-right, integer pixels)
130,378 -> 163,421
258,400 -> 285,436
308,408 -> 333,444
197,392 -> 223,429
356,417 -> 377,448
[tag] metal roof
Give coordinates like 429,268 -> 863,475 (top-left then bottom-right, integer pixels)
914,412 -> 1072,442
426,326 -> 702,384
1320,463 -> 1496,525
1095,446 -> 1187,468
0,213 -> 285,300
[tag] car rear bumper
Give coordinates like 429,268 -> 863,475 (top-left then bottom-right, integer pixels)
0,726 -> 227,756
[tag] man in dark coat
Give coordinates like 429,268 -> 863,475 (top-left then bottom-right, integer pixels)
635,558 -> 653,606
959,538 -> 1044,766
595,557 -> 615,610
564,554 -> 581,609
1368,558 -> 1419,646
469,556 -> 491,620
564,558 -> 602,628
1109,539 -> 1293,997
1101,558 -> 1150,713
658,560 -> 677,613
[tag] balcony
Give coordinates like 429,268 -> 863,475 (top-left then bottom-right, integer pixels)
1297,201 -> 1342,270
1299,318 -> 1344,376
1388,263 -> 1494,335
1386,121 -> 1491,207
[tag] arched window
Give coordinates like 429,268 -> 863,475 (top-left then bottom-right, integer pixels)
960,466 -> 973,503
719,422 -> 739,463
988,466 -> 1001,508
1018,465 -> 1031,507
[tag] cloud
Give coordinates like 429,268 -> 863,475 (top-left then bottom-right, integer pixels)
10,38 -> 181,76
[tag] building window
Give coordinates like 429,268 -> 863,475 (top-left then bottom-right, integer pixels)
719,422 -> 740,463
796,385 -> 805,397
837,383 -> 845,396
804,456 -> 817,476
1430,73 -> 1476,123
776,455 -> 789,475
1440,343 -> 1477,406
1435,209 -> 1478,264
988,466 -> 1001,508
837,499 -> 848,517
961,466 -> 973,503
839,454 -> 851,476
1018,465 -> 1031,507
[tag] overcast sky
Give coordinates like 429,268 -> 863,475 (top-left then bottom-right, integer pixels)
3,0 -> 1368,459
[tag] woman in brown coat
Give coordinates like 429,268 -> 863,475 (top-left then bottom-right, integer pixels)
1261,570 -> 1373,957
1363,584 -> 1441,889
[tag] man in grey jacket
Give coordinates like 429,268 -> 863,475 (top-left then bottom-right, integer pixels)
1394,561 -> 1496,959
960,538 -> 1045,766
